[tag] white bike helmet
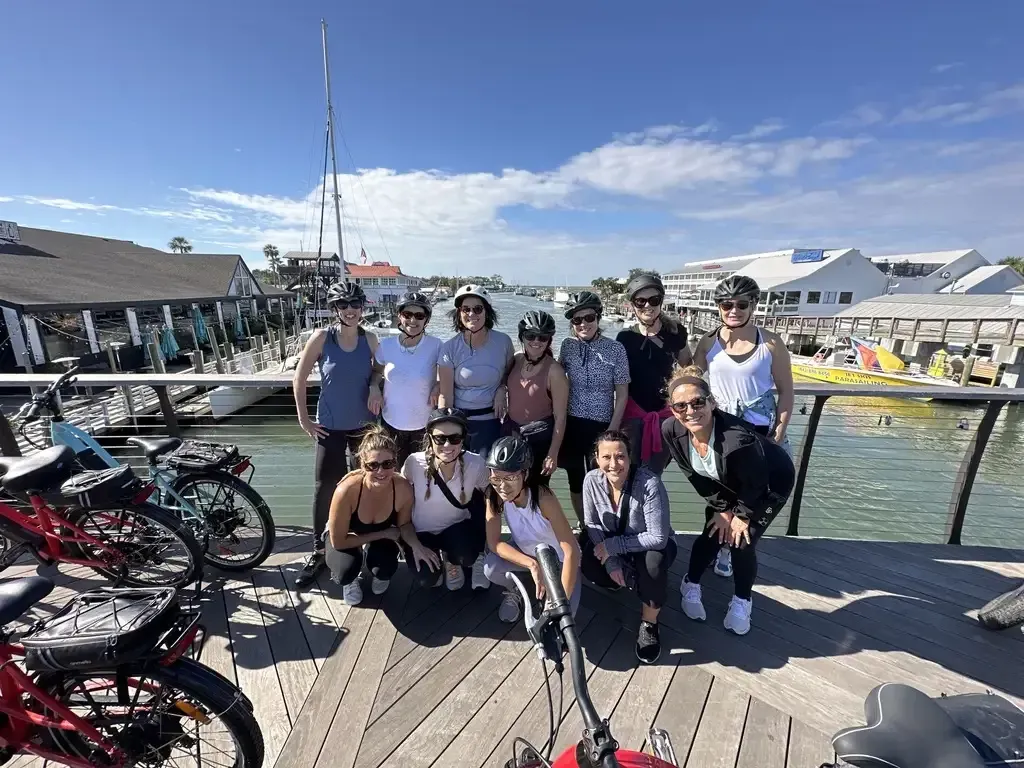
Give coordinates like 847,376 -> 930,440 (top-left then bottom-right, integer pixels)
453,284 -> 491,307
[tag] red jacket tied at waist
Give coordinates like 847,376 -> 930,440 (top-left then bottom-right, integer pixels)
623,398 -> 672,461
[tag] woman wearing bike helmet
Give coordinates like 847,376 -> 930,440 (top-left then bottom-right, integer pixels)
293,280 -> 384,588
581,429 -> 676,664
376,291 -> 443,465
483,435 -> 581,624
400,407 -> 490,591
662,367 -> 795,635
692,274 -> 794,579
498,310 -> 569,488
437,285 -> 515,457
325,425 -> 438,606
616,271 -> 691,477
557,291 -> 630,525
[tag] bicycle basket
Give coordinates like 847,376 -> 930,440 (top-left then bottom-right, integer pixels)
166,440 -> 240,470
21,587 -> 180,672
55,464 -> 140,508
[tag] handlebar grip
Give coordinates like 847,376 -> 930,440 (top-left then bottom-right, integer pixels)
534,543 -> 567,610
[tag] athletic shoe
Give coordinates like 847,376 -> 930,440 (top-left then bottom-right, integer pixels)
680,579 -> 707,621
724,596 -> 752,635
714,548 -> 733,578
371,576 -> 390,595
471,554 -> 490,591
295,551 -> 324,588
636,621 -> 661,664
445,562 -> 466,591
343,580 -> 363,606
498,589 -> 523,623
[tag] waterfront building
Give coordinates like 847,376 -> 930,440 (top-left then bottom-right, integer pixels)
869,250 -> 1024,295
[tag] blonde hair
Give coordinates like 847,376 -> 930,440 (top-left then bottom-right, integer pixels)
357,423 -> 398,462
421,431 -> 468,504
665,364 -> 713,404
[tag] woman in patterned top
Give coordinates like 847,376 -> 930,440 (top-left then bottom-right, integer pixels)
556,291 -> 631,525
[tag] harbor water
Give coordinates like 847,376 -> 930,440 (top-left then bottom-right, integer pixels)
180,293 -> 1024,549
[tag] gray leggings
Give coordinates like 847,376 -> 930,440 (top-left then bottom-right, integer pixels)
482,550 -> 581,615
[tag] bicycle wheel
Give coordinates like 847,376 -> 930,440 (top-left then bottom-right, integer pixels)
68,502 -> 203,588
170,470 -> 276,572
39,657 -> 264,768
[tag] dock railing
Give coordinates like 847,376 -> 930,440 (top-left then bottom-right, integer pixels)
1,373 -> 1023,549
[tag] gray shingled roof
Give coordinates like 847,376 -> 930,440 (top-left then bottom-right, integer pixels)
0,226 -> 292,312
835,294 -> 1024,321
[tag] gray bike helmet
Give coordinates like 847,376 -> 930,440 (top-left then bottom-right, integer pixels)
326,281 -> 366,308
518,310 -> 556,339
397,291 -> 432,318
713,275 -> 761,303
625,272 -> 665,300
563,291 -> 603,320
426,407 -> 468,433
486,434 -> 533,474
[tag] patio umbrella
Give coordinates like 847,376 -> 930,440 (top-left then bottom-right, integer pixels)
191,307 -> 209,344
160,326 -> 181,359
234,312 -> 244,339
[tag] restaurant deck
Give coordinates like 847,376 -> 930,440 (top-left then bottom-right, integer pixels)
7,528 -> 1024,768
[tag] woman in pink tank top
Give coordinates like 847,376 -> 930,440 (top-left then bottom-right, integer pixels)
498,311 -> 568,487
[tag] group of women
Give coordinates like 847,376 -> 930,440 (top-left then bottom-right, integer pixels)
291,270 -> 796,663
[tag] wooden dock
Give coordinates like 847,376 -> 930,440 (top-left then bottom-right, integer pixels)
5,530 -> 1024,768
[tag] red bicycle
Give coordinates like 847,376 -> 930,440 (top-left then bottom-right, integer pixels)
0,574 -> 263,767
0,444 -> 203,588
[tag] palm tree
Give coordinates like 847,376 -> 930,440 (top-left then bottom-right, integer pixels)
999,256 -> 1024,277
263,244 -> 282,283
168,236 -> 192,254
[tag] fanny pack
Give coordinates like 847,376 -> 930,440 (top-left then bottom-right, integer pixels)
462,406 -> 495,417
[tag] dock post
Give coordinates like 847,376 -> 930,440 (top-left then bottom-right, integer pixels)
946,399 -> 1005,545
786,394 -> 830,537
193,348 -> 206,374
148,341 -> 166,374
243,316 -> 252,340
278,324 -> 287,360
105,342 -> 120,373
208,328 -> 226,375
0,411 -> 22,456
153,386 -> 182,438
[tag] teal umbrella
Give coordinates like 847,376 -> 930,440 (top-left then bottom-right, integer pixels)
160,326 -> 181,359
191,307 -> 209,344
234,313 -> 244,339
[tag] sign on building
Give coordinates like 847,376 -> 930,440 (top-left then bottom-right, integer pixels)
0,220 -> 21,242
791,249 -> 825,264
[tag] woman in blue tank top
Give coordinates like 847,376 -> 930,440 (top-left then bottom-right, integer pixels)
292,281 -> 385,588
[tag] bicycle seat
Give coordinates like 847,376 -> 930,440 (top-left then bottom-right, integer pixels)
833,683 -> 985,768
127,436 -> 182,463
0,446 -> 76,495
0,576 -> 54,626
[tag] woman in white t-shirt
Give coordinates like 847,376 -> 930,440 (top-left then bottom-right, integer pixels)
376,292 -> 444,464
400,407 -> 490,591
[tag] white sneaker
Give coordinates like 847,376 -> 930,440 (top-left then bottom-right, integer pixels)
714,548 -> 733,577
680,580 -> 707,621
724,596 -> 752,635
471,554 -> 489,591
371,576 -> 390,595
498,589 -> 523,623
343,580 -> 363,606
445,562 -> 465,591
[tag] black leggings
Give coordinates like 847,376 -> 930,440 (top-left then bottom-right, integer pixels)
579,534 -> 677,608
312,429 -> 363,551
330,540 -> 401,586
504,418 -> 553,488
404,515 -> 485,587
559,416 -> 609,494
382,418 -> 425,467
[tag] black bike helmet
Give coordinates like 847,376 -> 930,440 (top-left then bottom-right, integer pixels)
563,290 -> 603,320
625,272 -> 665,300
426,407 -> 468,433
326,281 -> 366,308
518,310 -> 556,339
712,275 -> 761,303
397,291 -> 432,318
486,434 -> 533,474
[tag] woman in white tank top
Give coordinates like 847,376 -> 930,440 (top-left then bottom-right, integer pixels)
480,435 -> 581,624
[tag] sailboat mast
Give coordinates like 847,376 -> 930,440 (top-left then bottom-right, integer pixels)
321,20 -> 345,264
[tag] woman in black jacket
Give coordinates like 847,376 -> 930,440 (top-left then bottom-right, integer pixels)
661,366 -> 794,636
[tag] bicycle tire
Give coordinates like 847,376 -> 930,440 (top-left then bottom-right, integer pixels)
68,502 -> 204,588
40,657 -> 264,768
169,470 -> 276,572
977,581 -> 1024,630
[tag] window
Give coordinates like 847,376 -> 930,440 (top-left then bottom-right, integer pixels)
807,291 -> 821,304
823,291 -> 837,304
839,291 -> 853,304
784,291 -> 800,306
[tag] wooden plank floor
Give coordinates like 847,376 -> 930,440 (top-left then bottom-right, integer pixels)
3,532 -> 1023,768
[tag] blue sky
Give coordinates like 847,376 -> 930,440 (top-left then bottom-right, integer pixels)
2,1 -> 1023,281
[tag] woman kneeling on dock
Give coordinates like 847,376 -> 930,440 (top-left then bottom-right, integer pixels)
401,407 -> 490,591
662,367 -> 795,636
482,435 -> 581,624
325,425 -> 440,606
581,430 -> 676,664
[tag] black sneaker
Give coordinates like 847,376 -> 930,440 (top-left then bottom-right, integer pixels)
636,620 -> 661,665
295,551 -> 325,588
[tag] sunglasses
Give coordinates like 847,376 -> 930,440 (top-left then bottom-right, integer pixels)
670,397 -> 708,414
400,310 -> 427,321
459,304 -> 486,316
632,295 -> 663,309
363,459 -> 397,472
335,300 -> 363,310
430,433 -> 464,446
570,313 -> 598,326
489,472 -> 522,487
522,331 -> 552,343
719,300 -> 751,312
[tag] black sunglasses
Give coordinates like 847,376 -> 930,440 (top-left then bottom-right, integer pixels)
570,313 -> 598,326
430,433 -> 465,446
670,397 -> 708,413
719,300 -> 751,312
363,459 -> 397,472
334,300 -> 363,310
459,304 -> 485,315
400,310 -> 427,321
522,331 -> 552,342
632,295 -> 663,309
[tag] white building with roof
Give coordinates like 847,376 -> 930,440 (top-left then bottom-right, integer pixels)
938,264 -> 1024,295
868,249 -> 990,295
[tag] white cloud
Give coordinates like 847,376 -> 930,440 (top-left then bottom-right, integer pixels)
892,101 -> 973,124
0,196 -> 13,203
932,62 -> 964,74
891,82 -> 1024,125
733,119 -> 785,140
823,103 -> 886,129
18,195 -> 232,223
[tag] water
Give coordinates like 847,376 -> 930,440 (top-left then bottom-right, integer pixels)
177,294 -> 1024,549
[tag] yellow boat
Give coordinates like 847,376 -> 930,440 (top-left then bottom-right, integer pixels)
791,336 -> 960,392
